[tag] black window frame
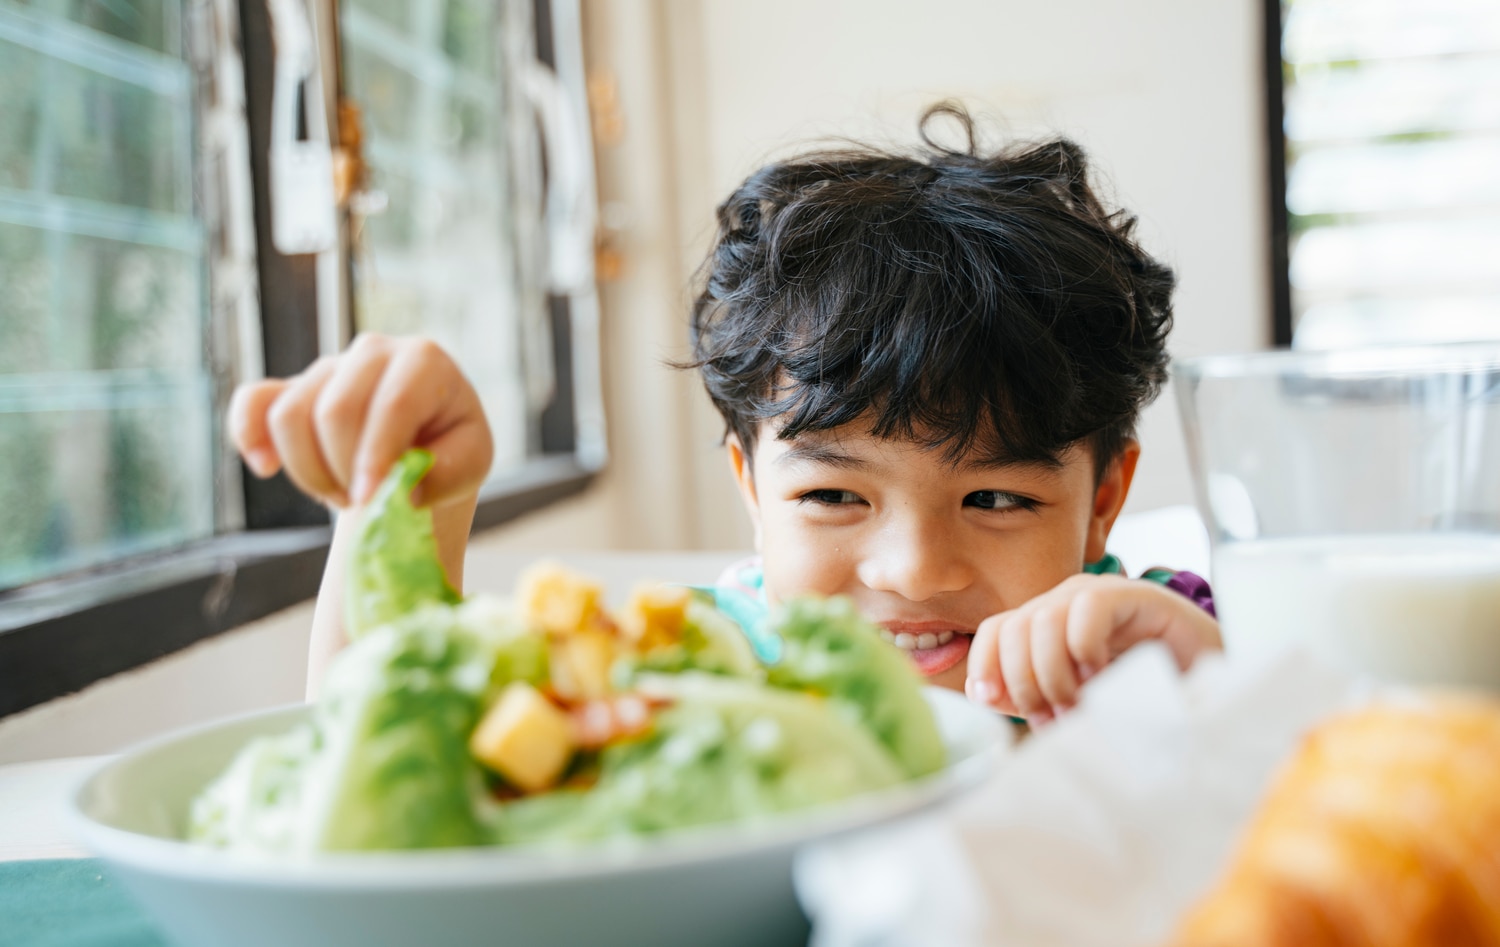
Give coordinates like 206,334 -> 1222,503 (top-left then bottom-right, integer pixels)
0,0 -> 597,720
1265,0 -> 1293,348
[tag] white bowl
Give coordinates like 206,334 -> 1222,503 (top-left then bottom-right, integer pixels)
69,688 -> 1009,947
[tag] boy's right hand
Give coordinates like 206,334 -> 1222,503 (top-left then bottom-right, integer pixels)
228,334 -> 493,510
965,573 -> 1222,725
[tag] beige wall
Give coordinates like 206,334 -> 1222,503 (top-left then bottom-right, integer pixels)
506,0 -> 1273,553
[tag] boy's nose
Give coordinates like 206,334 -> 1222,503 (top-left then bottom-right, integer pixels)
855,519 -> 974,603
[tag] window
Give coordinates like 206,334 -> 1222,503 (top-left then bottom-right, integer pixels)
0,1 -> 218,589
1274,0 -> 1500,349
0,0 -> 600,717
340,0 -> 535,474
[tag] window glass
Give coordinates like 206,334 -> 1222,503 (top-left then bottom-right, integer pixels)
0,0 -> 578,595
0,0 -> 214,589
1283,0 -> 1500,348
341,0 -> 534,477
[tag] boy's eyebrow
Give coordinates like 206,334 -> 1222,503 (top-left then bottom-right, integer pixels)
961,455 -> 1064,472
775,442 -> 871,470
775,440 -> 1063,473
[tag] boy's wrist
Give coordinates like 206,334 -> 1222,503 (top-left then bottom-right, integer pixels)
431,490 -> 481,593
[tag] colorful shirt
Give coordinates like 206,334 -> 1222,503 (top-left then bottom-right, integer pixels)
1082,554 -> 1217,617
701,554 -> 1216,652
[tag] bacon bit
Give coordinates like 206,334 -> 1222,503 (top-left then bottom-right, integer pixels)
560,766 -> 601,791
487,779 -> 525,802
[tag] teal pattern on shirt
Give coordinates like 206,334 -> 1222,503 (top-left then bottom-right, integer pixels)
698,561 -> 781,664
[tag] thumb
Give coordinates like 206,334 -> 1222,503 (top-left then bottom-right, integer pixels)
1102,582 -> 1218,671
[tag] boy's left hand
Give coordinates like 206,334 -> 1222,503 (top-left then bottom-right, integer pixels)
964,574 -> 1221,724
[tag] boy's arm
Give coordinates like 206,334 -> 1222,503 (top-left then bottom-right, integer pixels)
227,334 -> 494,699
305,493 -> 477,699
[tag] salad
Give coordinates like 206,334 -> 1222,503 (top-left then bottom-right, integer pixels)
189,450 -> 945,854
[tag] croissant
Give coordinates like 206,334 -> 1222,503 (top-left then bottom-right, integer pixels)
1169,696 -> 1500,947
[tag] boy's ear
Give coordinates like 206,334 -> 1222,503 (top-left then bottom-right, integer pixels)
725,434 -> 763,551
1084,439 -> 1140,564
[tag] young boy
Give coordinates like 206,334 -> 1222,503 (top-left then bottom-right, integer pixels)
230,104 -> 1220,724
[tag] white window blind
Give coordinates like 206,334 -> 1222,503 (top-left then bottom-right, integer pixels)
1284,0 -> 1500,349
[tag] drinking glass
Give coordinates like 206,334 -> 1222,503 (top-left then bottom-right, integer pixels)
1175,344 -> 1500,689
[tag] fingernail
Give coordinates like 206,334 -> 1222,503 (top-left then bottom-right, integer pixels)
966,678 -> 1000,706
1029,710 -> 1054,727
1078,662 -> 1097,683
245,448 -> 276,478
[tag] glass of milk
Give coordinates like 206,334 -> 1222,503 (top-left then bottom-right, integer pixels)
1176,345 -> 1500,689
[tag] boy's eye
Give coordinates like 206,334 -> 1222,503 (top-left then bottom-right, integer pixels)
798,489 -> 863,506
965,490 -> 1038,512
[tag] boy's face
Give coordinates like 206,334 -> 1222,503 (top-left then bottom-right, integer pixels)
728,421 -> 1138,693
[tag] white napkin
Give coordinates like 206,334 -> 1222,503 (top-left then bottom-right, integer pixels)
796,644 -> 1380,947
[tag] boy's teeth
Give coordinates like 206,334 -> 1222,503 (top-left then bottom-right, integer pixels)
878,629 -> 958,650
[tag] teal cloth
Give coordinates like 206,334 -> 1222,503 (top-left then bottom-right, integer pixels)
0,859 -> 165,947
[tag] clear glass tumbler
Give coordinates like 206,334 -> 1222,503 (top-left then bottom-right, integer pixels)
1175,344 -> 1500,689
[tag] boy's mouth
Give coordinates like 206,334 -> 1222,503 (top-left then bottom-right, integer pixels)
876,622 -> 974,677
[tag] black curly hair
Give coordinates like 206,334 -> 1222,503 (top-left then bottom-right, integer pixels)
686,102 -> 1175,477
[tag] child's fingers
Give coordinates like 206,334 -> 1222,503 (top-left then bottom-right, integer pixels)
998,616 -> 1047,721
1116,583 -> 1222,670
350,339 -> 476,505
968,613 -> 1025,716
1068,579 -> 1220,673
1159,600 -> 1223,669
311,335 -> 394,494
966,614 -> 1007,706
266,358 -> 347,506
1064,584 -> 1118,680
1030,605 -> 1082,712
228,379 -> 290,477
408,418 -> 494,509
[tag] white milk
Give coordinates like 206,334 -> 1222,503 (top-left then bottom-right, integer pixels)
1213,534 -> 1500,690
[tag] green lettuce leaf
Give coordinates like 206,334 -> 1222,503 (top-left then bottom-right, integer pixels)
765,596 -> 945,779
188,722 -> 321,853
617,593 -> 762,682
310,612 -> 491,850
495,674 -> 903,845
345,449 -> 461,640
191,599 -> 549,852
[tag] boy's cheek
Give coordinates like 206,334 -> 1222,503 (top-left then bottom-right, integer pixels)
759,553 -> 844,605
757,523 -> 851,604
